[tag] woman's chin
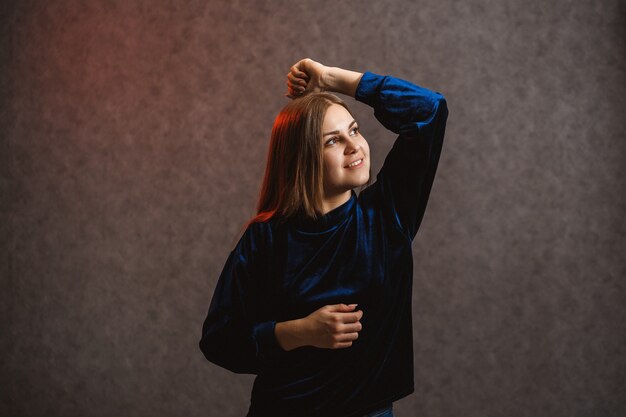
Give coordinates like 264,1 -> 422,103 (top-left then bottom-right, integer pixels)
356,173 -> 371,187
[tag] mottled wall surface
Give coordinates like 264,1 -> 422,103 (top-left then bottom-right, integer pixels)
1,0 -> 624,416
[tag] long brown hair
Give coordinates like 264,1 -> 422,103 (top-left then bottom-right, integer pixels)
250,92 -> 355,225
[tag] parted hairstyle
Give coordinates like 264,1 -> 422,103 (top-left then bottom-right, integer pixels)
248,92 -> 368,225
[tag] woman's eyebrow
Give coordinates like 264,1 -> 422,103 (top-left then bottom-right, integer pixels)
323,120 -> 357,137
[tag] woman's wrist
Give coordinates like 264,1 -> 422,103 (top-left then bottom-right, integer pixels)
274,318 -> 309,351
321,66 -> 364,98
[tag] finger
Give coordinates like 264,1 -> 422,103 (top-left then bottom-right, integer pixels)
335,307 -> 362,318
339,321 -> 362,333
286,87 -> 304,97
329,303 -> 357,312
334,342 -> 353,349
285,79 -> 306,93
336,332 -> 359,342
286,83 -> 302,94
285,84 -> 303,98
287,72 -> 307,87
290,64 -> 309,79
285,79 -> 304,88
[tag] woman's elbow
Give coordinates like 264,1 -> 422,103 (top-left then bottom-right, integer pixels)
434,95 -> 448,119
198,335 -> 260,375
199,336 -> 213,362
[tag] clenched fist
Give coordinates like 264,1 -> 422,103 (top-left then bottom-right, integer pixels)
285,58 -> 329,99
301,303 -> 364,349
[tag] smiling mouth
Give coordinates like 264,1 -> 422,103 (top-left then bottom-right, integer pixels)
345,158 -> 364,168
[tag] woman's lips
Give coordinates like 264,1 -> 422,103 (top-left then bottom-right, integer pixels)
345,158 -> 364,169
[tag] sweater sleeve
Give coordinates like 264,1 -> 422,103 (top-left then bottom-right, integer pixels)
199,228 -> 284,374
355,71 -> 449,240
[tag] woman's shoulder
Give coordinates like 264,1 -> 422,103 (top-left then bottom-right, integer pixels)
232,218 -> 277,258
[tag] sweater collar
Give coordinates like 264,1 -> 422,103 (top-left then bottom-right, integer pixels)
292,190 -> 356,233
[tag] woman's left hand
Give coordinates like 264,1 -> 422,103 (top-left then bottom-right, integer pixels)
285,58 -> 328,99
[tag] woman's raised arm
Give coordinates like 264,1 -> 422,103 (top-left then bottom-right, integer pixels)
285,58 -> 363,99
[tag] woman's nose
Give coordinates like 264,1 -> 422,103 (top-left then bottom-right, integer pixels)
344,137 -> 361,153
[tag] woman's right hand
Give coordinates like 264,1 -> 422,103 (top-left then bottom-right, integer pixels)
285,58 -> 329,99
301,303 -> 364,349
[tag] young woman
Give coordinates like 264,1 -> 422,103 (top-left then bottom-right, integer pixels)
200,58 -> 448,417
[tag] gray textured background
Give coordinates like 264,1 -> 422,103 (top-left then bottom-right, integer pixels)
2,1 -> 625,416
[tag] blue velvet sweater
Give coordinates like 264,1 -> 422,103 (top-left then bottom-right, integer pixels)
200,71 -> 448,417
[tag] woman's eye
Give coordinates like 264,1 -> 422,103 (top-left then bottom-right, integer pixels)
351,127 -> 359,135
326,137 -> 338,145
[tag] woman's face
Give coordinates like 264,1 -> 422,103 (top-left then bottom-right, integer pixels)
321,104 -> 370,200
